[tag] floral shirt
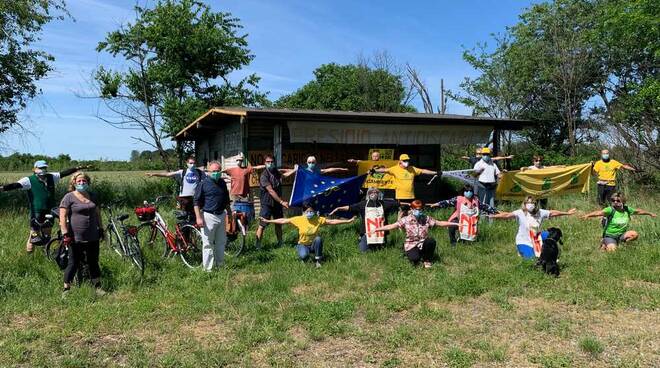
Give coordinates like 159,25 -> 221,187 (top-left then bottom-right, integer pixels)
396,214 -> 438,251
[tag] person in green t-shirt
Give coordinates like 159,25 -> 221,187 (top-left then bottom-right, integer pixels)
583,192 -> 656,252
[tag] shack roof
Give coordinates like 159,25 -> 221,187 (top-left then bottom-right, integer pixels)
175,107 -> 534,140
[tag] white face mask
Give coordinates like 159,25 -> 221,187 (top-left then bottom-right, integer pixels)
35,169 -> 47,176
186,163 -> 195,169
401,161 -> 410,168
525,203 -> 536,212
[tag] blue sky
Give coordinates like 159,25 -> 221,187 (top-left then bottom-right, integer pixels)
13,0 -> 538,160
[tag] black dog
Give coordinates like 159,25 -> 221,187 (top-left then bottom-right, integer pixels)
536,227 -> 563,277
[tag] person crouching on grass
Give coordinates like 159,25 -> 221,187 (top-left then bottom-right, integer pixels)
582,192 -> 656,252
370,200 -> 458,269
488,196 -> 576,259
259,203 -> 356,268
59,172 -> 105,296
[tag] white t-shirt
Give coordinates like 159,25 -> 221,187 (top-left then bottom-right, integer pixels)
174,168 -> 203,197
473,160 -> 501,183
513,209 -> 550,245
17,172 -> 62,190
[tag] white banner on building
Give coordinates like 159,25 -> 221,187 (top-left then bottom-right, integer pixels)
287,121 -> 491,145
441,170 -> 485,191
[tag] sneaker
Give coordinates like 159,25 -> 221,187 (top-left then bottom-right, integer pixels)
61,287 -> 70,299
255,239 -> 262,250
315,261 -> 322,268
94,284 -> 107,296
423,261 -> 433,269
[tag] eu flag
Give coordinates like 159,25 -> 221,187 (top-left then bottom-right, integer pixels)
289,169 -> 367,216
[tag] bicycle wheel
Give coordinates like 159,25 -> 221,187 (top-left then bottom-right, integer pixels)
225,221 -> 246,258
45,237 -> 64,261
136,222 -> 170,259
126,235 -> 145,275
106,225 -> 124,257
178,225 -> 203,268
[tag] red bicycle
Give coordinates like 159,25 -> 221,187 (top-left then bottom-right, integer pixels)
135,196 -> 203,268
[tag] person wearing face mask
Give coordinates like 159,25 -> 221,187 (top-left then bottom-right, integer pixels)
194,161 -> 232,271
371,200 -> 457,268
429,184 -> 499,246
300,155 -> 349,175
146,155 -> 205,218
582,192 -> 656,252
489,196 -> 576,259
329,187 -> 399,252
472,147 -> 502,213
462,148 -> 514,167
0,160 -> 85,253
592,149 -> 636,206
222,153 -> 265,222
259,204 -> 356,268
59,172 -> 105,296
372,154 -> 438,203
255,154 -> 297,249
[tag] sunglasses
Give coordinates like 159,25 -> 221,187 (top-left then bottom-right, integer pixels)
611,199 -> 622,203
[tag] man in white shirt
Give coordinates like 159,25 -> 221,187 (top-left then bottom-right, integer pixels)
146,155 -> 204,217
472,147 -> 502,210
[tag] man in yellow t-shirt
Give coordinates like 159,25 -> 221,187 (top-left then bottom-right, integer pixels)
373,154 -> 438,200
259,204 -> 355,267
592,149 -> 636,205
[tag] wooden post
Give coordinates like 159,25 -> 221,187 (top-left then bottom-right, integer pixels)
493,128 -> 500,156
240,115 -> 248,159
274,123 -> 282,166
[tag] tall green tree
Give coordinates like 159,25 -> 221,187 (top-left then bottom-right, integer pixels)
276,62 -> 415,112
0,0 -> 67,134
94,0 -> 268,168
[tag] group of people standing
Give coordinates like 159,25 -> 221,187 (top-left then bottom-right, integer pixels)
0,147 -> 655,294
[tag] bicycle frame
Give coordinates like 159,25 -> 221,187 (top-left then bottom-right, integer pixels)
144,208 -> 196,253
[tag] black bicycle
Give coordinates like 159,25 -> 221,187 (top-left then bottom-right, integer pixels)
43,208 -> 65,261
103,203 -> 144,275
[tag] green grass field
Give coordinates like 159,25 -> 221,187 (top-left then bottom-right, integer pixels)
0,171 -> 658,367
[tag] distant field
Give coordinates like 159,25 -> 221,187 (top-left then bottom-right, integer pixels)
0,171 -> 658,367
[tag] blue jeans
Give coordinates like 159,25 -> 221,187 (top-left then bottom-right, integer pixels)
296,236 -> 323,261
358,234 -> 386,252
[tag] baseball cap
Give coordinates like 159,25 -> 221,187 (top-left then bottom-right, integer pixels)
399,154 -> 410,161
34,160 -> 48,168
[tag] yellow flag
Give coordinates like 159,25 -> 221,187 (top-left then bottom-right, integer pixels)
357,160 -> 398,189
496,163 -> 591,200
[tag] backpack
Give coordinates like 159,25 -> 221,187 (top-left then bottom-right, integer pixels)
601,205 -> 630,237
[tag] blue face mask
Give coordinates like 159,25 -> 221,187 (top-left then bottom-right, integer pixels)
412,209 -> 422,218
464,191 -> 473,198
75,183 -> 89,192
482,155 -> 491,162
305,211 -> 315,219
602,154 -> 610,161
265,162 -> 274,169
307,163 -> 316,170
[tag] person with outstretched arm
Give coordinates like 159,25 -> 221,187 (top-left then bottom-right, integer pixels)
260,203 -> 356,268
0,160 -> 89,252
255,154 -> 296,249
462,148 -> 513,166
488,196 -> 576,259
347,150 -> 381,164
146,155 -> 204,218
582,192 -> 656,252
371,200 -> 458,269
592,149 -> 636,206
329,187 -> 399,252
299,155 -> 349,175
429,183 -> 498,246
372,154 -> 438,209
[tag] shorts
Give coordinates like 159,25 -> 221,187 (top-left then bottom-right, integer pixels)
516,244 -> 535,259
602,234 -> 625,245
259,203 -> 284,227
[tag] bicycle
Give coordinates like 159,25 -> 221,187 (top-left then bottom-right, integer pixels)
225,210 -> 248,257
103,203 -> 144,275
43,207 -> 64,260
135,195 -> 203,268
30,207 -> 60,254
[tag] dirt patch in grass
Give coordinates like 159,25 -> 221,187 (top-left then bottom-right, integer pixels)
178,315 -> 234,348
